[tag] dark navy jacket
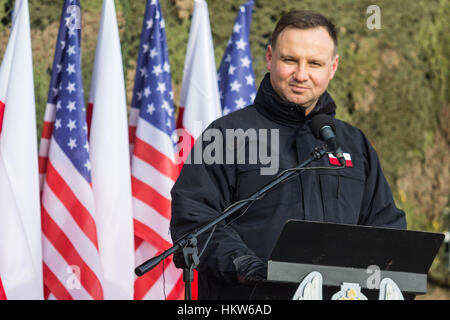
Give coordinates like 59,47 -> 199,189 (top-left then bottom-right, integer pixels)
170,73 -> 406,300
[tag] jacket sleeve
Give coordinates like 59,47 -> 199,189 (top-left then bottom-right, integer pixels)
357,132 -> 407,229
170,122 -> 257,281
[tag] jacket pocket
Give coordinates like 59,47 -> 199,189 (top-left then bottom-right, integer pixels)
317,166 -> 365,224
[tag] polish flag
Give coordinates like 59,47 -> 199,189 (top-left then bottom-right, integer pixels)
176,0 -> 222,163
0,0 -> 43,299
174,0 -> 222,298
88,0 -> 135,299
328,153 -> 353,167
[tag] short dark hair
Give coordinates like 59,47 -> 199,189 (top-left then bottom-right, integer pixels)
270,10 -> 338,55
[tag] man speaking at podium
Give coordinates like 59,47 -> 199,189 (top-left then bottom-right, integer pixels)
170,10 -> 406,300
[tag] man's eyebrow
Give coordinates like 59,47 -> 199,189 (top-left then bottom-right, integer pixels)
280,54 -> 296,59
308,58 -> 326,64
279,55 -> 328,64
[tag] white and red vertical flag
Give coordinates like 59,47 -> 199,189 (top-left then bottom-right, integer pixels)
130,0 -> 183,300
40,0 -> 104,300
87,0 -> 134,300
176,0 -> 222,163
0,0 -> 43,300
174,0 -> 223,299
217,0 -> 256,115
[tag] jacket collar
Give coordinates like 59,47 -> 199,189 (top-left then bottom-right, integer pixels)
254,73 -> 337,127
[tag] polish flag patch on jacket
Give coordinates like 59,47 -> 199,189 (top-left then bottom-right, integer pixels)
328,153 -> 353,167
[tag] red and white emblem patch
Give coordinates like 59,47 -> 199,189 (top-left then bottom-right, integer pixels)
328,153 -> 353,167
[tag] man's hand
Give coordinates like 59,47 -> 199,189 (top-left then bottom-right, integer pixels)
233,255 -> 267,285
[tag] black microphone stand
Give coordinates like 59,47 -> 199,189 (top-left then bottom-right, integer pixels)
135,144 -> 329,300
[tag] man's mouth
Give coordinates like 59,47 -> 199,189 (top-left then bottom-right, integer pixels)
289,85 -> 310,93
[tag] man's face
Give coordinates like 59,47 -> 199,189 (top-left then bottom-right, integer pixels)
266,27 -> 339,114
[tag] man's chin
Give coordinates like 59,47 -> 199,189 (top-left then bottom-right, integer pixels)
287,95 -> 310,107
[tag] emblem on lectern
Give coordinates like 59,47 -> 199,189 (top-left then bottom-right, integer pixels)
292,271 -> 323,300
331,283 -> 368,300
378,278 -> 404,300
291,271 -> 405,300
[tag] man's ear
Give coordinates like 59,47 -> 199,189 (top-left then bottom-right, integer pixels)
329,54 -> 339,80
265,45 -> 273,71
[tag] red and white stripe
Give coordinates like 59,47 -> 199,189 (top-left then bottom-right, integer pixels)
128,107 -> 139,155
38,102 -> 56,190
41,138 -> 104,300
132,117 -> 184,300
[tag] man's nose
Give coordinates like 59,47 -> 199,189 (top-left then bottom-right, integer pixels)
293,65 -> 308,82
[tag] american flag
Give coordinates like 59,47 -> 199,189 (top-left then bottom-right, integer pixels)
39,0 -> 71,186
130,0 -> 183,300
217,0 -> 256,115
40,0 -> 104,300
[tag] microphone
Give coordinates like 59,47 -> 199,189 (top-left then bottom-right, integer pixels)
310,114 -> 346,167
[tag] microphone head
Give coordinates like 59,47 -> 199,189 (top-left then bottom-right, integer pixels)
310,114 -> 336,139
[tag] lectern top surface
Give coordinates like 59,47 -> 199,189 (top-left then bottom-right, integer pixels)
269,220 -> 444,274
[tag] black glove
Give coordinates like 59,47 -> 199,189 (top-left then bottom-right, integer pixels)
232,255 -> 267,286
